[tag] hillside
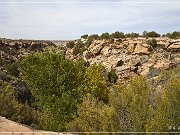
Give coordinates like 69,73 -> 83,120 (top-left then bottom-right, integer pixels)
65,37 -> 180,82
0,35 -> 180,133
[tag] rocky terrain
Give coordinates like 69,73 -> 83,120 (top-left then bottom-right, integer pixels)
0,36 -> 180,133
0,38 -> 55,65
0,116 -> 72,135
66,37 -> 180,82
1,37 -> 180,83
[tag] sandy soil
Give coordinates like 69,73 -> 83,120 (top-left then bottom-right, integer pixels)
0,116 -> 72,135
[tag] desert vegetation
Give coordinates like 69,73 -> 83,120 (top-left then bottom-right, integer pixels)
1,50 -> 179,132
0,31 -> 180,133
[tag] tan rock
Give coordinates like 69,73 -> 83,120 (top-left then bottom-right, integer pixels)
133,44 -> 150,55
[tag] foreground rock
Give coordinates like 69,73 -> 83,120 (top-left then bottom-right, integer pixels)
0,116 -> 72,135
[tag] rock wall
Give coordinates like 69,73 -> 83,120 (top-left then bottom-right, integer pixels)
0,38 -> 56,66
66,37 -> 180,82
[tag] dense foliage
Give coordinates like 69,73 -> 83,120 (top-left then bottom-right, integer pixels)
1,49 -> 179,133
143,31 -> 161,37
20,51 -> 109,131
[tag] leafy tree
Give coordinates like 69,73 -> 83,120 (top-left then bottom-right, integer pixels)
111,31 -> 125,38
125,32 -> 139,38
5,62 -> 20,77
82,65 -> 109,103
147,38 -> 157,48
81,34 -> 88,39
100,32 -> 111,39
73,40 -> 85,55
67,95 -> 116,132
144,31 -> 160,37
108,69 -> 118,83
121,76 -> 151,131
167,31 -> 180,39
84,34 -> 99,47
21,51 -> 86,131
0,83 -> 41,128
21,51 -> 109,131
146,77 -> 180,132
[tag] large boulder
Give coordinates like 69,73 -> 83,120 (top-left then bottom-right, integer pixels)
132,44 -> 150,55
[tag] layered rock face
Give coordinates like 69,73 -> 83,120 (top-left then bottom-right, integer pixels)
0,38 -> 55,66
66,37 -> 180,82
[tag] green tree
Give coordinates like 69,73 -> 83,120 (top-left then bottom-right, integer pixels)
0,83 -> 41,128
100,32 -> 111,39
21,51 -> 86,131
67,95 -> 116,132
82,65 -> 109,103
146,77 -> 180,132
111,31 -> 125,38
21,51 -> 109,131
147,38 -> 157,48
144,31 -> 161,37
73,40 -> 85,55
167,31 -> 180,39
108,69 -> 118,83
121,76 -> 151,131
81,34 -> 88,39
125,32 -> 139,38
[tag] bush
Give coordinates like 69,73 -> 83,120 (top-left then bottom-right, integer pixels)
111,31 -> 125,38
143,31 -> 161,37
73,40 -> 85,55
81,34 -> 88,39
100,32 -> 111,39
167,31 -> 180,39
84,34 -> 99,47
146,77 -> 180,132
120,76 -> 151,132
67,95 -> 116,132
147,38 -> 157,48
125,32 -> 139,38
0,83 -> 41,129
108,69 -> 118,83
66,41 -> 75,49
5,62 -> 20,77
21,52 -> 109,131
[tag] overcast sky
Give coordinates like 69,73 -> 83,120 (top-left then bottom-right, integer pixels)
0,0 -> 180,40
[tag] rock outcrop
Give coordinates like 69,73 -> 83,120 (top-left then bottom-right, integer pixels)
66,37 -> 180,82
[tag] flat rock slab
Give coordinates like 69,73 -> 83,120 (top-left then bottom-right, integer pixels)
0,116 -> 72,135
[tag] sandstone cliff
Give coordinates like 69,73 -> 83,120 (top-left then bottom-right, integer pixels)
65,37 -> 180,82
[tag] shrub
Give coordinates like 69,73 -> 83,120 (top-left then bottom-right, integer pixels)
111,31 -> 125,38
143,31 -> 161,37
67,95 -> 116,132
100,32 -> 111,39
84,34 -> 99,47
0,83 -> 41,129
66,41 -> 75,49
120,76 -> 152,131
73,40 -> 85,55
108,69 -> 118,83
125,32 -> 139,38
167,31 -> 180,39
81,34 -> 88,39
147,38 -> 157,48
5,62 -> 20,77
146,77 -> 180,132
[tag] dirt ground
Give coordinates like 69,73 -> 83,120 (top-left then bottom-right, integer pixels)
0,116 -> 72,135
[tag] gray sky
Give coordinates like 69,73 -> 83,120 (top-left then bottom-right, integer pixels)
0,0 -> 180,40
